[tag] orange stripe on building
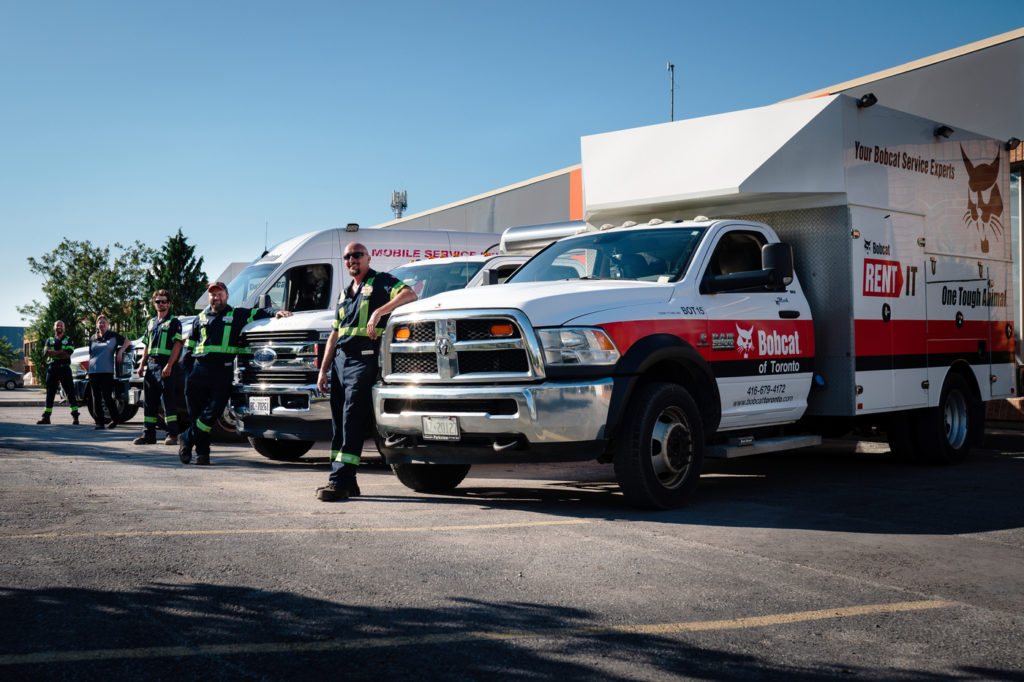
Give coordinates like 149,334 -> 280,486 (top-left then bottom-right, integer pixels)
569,167 -> 583,221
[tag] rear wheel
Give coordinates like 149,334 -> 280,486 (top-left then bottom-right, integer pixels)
248,437 -> 314,461
212,406 -> 245,442
4,380 -> 15,390
392,463 -> 471,492
613,382 -> 704,509
914,373 -> 983,464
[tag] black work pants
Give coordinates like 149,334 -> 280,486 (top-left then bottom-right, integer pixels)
143,360 -> 180,436
183,361 -> 233,457
44,365 -> 78,413
88,373 -> 120,425
328,352 -> 377,486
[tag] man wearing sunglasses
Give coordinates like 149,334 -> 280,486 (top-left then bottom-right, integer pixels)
133,289 -> 184,446
315,242 -> 417,501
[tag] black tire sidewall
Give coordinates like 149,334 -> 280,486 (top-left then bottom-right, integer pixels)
613,382 -> 704,509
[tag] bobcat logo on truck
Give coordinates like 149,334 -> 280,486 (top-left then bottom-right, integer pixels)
961,145 -> 1003,253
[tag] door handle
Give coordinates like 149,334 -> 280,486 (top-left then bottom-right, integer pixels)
778,310 -> 800,319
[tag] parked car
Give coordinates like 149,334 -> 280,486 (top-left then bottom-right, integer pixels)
0,367 -> 24,390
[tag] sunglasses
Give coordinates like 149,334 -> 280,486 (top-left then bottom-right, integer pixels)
154,300 -> 169,304
343,252 -> 366,260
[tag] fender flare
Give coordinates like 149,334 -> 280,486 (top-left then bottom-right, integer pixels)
605,334 -> 721,442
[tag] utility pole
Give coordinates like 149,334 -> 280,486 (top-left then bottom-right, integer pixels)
667,62 -> 675,122
391,190 -> 408,220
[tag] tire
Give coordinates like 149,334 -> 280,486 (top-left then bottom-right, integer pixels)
211,406 -> 245,443
248,436 -> 314,461
613,382 -> 705,510
4,380 -> 14,390
392,463 -> 471,492
914,373 -> 984,465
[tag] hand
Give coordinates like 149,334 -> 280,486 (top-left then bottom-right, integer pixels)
317,371 -> 329,393
161,365 -> 172,378
367,309 -> 383,340
138,365 -> 145,378
275,310 -> 293,319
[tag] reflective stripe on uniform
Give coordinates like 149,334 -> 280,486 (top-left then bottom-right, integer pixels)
195,420 -> 212,433
145,416 -> 157,424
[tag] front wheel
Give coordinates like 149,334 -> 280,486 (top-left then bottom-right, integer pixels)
613,382 -> 705,510
4,380 -> 14,390
392,463 -> 471,492
248,437 -> 314,461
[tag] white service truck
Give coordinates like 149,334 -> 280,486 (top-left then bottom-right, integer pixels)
372,94 -> 1016,509
227,225 -> 497,460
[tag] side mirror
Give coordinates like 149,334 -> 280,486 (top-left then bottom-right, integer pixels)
482,268 -> 500,286
762,242 -> 794,286
256,293 -> 271,309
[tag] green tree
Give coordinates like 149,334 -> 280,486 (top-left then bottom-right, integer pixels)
146,228 -> 208,317
25,289 -> 82,385
0,337 -> 20,369
20,238 -> 155,340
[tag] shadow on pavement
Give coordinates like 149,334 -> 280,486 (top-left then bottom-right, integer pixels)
0,582 -> 1004,681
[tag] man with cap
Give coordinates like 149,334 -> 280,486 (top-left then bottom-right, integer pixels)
36,320 -> 81,425
315,241 -> 416,501
178,281 -> 291,465
133,289 -> 184,446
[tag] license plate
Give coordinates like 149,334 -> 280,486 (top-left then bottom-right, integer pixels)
422,415 -> 460,441
249,396 -> 271,416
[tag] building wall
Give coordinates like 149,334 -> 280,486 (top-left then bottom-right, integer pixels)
372,167 -> 582,234
0,326 -> 26,373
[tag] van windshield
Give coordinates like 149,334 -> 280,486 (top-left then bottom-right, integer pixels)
508,227 -> 707,283
226,263 -> 278,307
389,260 -> 485,299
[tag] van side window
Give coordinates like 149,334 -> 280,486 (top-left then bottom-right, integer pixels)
266,264 -> 333,312
707,231 -> 766,277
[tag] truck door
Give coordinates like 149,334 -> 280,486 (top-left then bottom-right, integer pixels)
696,227 -> 813,430
924,257 -> 991,403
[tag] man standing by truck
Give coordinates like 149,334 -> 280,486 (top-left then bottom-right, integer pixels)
133,289 -> 183,446
315,242 -> 416,501
36,320 -> 80,425
178,281 -> 292,465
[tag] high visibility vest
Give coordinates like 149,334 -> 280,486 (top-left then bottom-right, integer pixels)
145,315 -> 182,357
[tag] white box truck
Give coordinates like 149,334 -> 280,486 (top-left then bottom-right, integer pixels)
372,95 -> 1015,509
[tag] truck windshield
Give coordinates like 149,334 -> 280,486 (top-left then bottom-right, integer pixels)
389,260 -> 485,299
226,263 -> 278,307
509,227 -> 706,283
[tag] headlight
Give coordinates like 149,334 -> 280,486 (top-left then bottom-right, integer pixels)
71,363 -> 86,377
537,327 -> 620,366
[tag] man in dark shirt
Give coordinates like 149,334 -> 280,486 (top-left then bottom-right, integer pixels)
178,281 -> 291,465
36,320 -> 80,425
134,289 -> 184,446
315,242 -> 416,501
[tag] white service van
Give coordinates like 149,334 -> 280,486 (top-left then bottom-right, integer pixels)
373,95 -> 1016,509
225,225 -> 497,460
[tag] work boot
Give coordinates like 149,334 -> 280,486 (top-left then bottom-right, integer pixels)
316,484 -> 349,502
194,455 -> 211,466
348,480 -> 361,497
133,433 -> 156,445
178,432 -> 193,464
72,413 -> 79,425
36,413 -> 50,425
106,420 -> 118,430
164,434 -> 178,446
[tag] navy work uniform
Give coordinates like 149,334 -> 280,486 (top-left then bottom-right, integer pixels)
179,305 -> 276,464
328,270 -> 408,487
38,335 -> 79,424
141,315 -> 183,440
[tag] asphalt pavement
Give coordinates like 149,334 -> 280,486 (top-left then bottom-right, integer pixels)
1,403 -> 1022,680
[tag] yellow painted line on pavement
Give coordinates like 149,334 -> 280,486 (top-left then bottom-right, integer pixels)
0,519 -> 591,540
0,600 -> 955,666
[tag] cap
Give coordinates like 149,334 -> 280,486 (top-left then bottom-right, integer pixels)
207,281 -> 228,293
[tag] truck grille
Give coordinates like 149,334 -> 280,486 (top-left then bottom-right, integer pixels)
238,368 -> 315,385
383,311 -> 539,383
238,329 -> 321,387
244,330 -> 318,344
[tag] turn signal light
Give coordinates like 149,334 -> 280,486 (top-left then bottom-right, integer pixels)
395,328 -> 411,341
490,324 -> 514,337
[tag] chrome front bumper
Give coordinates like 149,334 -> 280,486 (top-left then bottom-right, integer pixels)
373,378 -> 614,456
231,383 -> 333,440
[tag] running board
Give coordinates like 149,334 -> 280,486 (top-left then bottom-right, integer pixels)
706,435 -> 822,459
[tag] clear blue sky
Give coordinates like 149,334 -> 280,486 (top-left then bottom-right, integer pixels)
0,0 -> 1018,326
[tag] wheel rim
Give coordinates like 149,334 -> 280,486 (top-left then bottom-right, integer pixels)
943,390 -> 969,450
649,406 -> 694,489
